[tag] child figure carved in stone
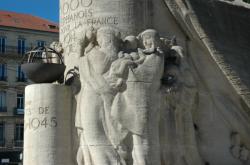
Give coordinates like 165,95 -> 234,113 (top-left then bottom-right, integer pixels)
107,35 -> 144,90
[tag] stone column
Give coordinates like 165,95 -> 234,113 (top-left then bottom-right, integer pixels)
23,84 -> 72,165
60,0 -> 152,76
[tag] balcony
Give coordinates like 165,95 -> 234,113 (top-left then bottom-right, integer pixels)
0,76 -> 7,81
0,139 -> 5,147
13,140 -> 23,148
0,107 -> 7,113
0,46 -> 32,57
16,77 -> 27,82
13,108 -> 24,115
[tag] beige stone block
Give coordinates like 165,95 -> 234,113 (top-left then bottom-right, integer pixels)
23,84 -> 72,165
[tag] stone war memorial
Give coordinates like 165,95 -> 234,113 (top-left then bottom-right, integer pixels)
22,0 -> 250,165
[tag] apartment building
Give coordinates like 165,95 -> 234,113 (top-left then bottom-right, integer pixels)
0,10 -> 58,164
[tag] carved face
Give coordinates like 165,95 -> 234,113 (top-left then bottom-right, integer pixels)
97,32 -> 117,48
143,34 -> 160,49
96,28 -> 120,56
97,27 -> 120,49
140,29 -> 161,50
85,27 -> 96,40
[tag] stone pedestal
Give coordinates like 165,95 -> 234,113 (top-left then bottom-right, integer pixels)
23,84 -> 72,165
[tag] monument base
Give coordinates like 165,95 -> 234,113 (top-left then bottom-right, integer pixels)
23,84 -> 73,165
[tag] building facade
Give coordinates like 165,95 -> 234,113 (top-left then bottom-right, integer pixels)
0,10 -> 58,164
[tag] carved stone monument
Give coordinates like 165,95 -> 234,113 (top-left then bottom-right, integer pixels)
23,0 -> 250,165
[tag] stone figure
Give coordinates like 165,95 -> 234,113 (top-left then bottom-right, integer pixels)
107,35 -> 145,90
107,53 -> 136,90
75,27 -> 201,165
111,29 -> 165,165
161,39 -> 203,165
121,35 -> 146,65
80,27 -> 97,56
76,27 -> 127,165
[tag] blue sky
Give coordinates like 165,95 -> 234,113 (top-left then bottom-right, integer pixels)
0,0 -> 59,23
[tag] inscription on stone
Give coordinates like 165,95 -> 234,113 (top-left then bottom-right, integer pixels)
61,0 -> 93,14
25,104 -> 58,131
60,0 -> 119,35
60,0 -> 122,57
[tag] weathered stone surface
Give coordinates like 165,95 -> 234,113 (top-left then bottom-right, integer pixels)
75,27 -> 176,165
59,0 -> 250,163
161,1 -> 250,165
23,84 -> 72,165
188,0 -> 250,111
23,0 -> 250,165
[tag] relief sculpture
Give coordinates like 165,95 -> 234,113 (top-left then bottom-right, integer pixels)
75,26 -> 202,165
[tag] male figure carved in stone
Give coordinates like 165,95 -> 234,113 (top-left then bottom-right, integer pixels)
76,27 -> 127,165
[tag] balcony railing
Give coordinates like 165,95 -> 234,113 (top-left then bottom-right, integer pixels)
0,107 -> 7,112
0,46 -> 32,56
0,139 -> 5,147
16,77 -> 27,82
0,76 -> 7,81
13,140 -> 23,148
13,108 -> 24,115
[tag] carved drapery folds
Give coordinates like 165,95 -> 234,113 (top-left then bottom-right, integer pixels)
73,27 -> 202,165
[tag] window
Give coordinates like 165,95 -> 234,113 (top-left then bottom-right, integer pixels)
37,41 -> 46,47
14,124 -> 24,147
0,91 -> 6,112
16,94 -> 24,115
17,39 -> 25,55
48,24 -> 57,29
0,123 -> 4,146
0,37 -> 6,53
17,65 -> 26,82
0,64 -> 7,81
